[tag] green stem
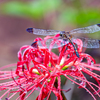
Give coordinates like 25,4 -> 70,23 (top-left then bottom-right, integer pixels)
54,80 -> 67,100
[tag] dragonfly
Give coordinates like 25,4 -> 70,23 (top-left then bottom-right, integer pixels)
26,24 -> 100,57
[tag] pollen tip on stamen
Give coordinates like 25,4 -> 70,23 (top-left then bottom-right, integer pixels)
5,98 -> 8,100
65,88 -> 71,92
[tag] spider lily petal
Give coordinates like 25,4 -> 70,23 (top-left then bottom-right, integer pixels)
0,35 -> 100,100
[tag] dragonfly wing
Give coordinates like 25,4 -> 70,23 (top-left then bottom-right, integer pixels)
26,28 -> 60,36
37,38 -> 69,49
72,37 -> 100,48
70,24 -> 100,34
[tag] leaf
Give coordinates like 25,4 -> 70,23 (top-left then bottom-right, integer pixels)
1,0 -> 62,19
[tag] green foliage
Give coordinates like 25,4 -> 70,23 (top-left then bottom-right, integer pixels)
59,7 -> 100,26
1,0 -> 62,19
1,0 -> 100,26
76,9 -> 100,26
59,8 -> 78,24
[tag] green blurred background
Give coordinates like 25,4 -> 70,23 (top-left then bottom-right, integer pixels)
0,0 -> 100,100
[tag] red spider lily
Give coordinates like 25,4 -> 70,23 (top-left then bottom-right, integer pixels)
0,35 -> 100,100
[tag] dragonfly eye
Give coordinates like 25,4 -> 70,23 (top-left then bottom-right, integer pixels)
60,31 -> 66,38
60,33 -> 62,37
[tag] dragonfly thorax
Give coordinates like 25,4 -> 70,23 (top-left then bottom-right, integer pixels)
60,31 -> 71,40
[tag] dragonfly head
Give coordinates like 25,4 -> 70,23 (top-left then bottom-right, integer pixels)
59,31 -> 66,38
59,31 -> 71,40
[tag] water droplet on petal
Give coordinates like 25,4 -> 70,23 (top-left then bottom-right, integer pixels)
86,90 -> 88,92
90,76 -> 92,78
24,91 -> 27,94
71,81 -> 74,84
74,78 -> 76,81
80,81 -> 86,88
79,67 -> 82,71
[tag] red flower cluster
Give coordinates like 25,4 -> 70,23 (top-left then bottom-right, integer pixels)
0,35 -> 100,100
